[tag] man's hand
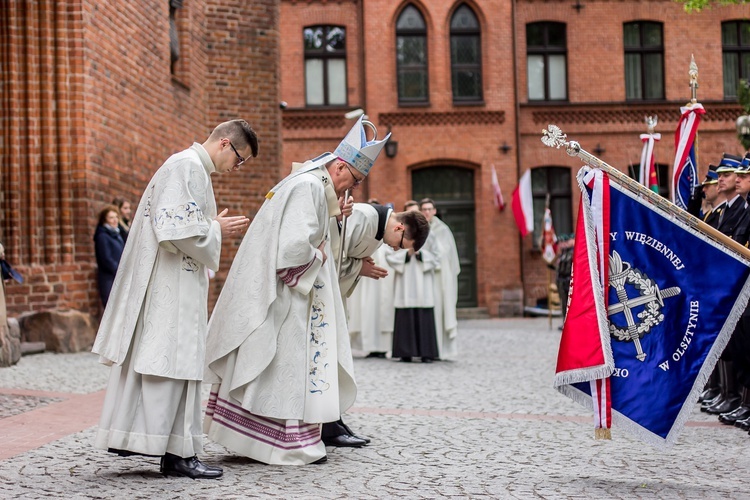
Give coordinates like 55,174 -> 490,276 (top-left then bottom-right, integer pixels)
338,195 -> 354,218
359,256 -> 388,279
216,208 -> 250,238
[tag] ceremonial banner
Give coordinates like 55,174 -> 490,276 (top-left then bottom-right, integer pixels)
512,170 -> 533,236
672,103 -> 704,209
491,164 -> 505,212
639,132 -> 660,193
555,165 -> 750,448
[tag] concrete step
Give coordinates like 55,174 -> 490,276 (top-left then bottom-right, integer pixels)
456,307 -> 490,320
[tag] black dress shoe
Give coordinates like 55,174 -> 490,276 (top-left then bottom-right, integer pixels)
706,396 -> 741,415
698,387 -> 721,403
339,420 -> 372,445
701,393 -> 725,412
365,352 -> 387,358
322,434 -> 367,448
718,405 -> 750,424
399,357 -> 412,362
160,454 -> 223,479
421,357 -> 434,363
735,415 -> 750,430
311,455 -> 328,464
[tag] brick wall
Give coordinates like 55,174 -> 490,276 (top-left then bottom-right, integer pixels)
204,0 -> 282,306
279,0 -> 748,316
0,0 -> 280,317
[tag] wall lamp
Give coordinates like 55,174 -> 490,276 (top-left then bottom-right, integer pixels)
593,143 -> 606,156
499,142 -> 512,154
385,139 -> 399,158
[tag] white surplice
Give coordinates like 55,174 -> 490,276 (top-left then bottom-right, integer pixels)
203,158 -> 356,465
92,143 -> 221,457
329,203 -> 395,353
429,216 -> 461,360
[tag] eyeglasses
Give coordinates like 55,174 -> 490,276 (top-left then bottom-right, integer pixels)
228,141 -> 246,167
399,231 -> 405,249
345,164 -> 363,187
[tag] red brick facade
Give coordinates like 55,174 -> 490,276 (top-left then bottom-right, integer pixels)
2,0 -> 748,319
0,0 -> 280,317
280,0 -> 748,315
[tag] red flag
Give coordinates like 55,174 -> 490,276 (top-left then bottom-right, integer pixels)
554,168 -> 613,436
511,170 -> 533,236
491,165 -> 505,211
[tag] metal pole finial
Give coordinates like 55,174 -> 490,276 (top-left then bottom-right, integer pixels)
689,55 -> 699,104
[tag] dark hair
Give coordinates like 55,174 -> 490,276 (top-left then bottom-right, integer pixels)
111,198 -> 127,209
419,198 -> 436,210
368,198 -> 380,205
404,199 -> 418,211
210,119 -> 259,158
98,205 -> 120,226
396,210 -> 430,251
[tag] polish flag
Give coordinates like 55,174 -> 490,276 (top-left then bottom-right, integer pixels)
512,170 -> 533,236
491,165 -> 505,211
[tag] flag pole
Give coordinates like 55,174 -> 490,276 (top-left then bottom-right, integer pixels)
688,55 -> 700,177
541,125 -> 750,261
545,193 -> 552,330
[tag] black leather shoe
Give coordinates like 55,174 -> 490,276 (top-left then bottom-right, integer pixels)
400,357 -> 412,362
365,352 -> 387,358
718,405 -> 750,424
160,454 -> 223,479
698,387 -> 721,403
701,393 -> 725,412
339,420 -> 372,445
706,396 -> 741,415
322,434 -> 367,448
421,357 -> 434,363
735,415 -> 750,430
311,455 -> 328,464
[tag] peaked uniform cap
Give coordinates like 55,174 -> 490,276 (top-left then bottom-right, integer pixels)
333,116 -> 391,177
736,153 -> 750,175
702,164 -> 719,185
716,153 -> 743,173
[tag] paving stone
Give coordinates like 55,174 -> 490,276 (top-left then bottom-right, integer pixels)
0,318 -> 748,499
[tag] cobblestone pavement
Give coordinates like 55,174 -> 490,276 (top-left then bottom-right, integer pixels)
1,318 -> 748,499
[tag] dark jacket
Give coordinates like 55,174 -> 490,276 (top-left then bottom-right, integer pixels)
717,197 -> 746,237
94,224 -> 125,307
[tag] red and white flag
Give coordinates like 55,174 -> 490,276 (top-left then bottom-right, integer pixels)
540,207 -> 557,264
672,103 -> 704,208
554,167 -> 613,438
491,164 -> 505,211
511,170 -> 533,236
639,132 -> 661,193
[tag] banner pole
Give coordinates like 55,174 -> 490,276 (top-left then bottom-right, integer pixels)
541,125 -> 750,262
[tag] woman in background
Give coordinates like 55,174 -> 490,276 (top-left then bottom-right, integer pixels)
94,205 -> 125,308
112,198 -> 132,243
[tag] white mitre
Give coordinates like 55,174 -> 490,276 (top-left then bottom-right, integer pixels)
333,115 -> 391,177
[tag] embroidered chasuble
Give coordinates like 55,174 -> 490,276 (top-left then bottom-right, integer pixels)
204,158 -> 357,465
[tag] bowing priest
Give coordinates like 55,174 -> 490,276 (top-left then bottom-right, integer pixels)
323,201 -> 431,446
203,116 -> 390,465
92,120 -> 257,479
